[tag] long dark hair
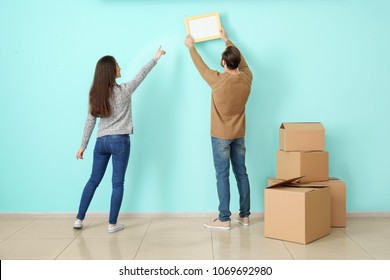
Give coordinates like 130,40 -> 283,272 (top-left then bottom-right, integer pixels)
89,55 -> 117,118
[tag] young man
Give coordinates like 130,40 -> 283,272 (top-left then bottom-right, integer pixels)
184,28 -> 253,230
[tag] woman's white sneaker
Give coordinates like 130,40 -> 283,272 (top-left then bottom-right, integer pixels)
108,223 -> 125,233
73,219 -> 83,229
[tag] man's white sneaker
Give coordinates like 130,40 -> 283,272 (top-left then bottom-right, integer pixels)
108,223 -> 125,233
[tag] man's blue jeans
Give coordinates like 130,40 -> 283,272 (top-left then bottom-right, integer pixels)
211,137 -> 251,222
77,134 -> 130,224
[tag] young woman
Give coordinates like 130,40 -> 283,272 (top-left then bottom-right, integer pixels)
74,46 -> 166,233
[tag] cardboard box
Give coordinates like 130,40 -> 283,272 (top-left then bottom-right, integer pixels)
276,150 -> 328,182
284,178 -> 346,227
322,179 -> 346,227
264,181 -> 331,244
279,122 -> 325,152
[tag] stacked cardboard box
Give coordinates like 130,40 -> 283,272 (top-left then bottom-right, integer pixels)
281,178 -> 347,228
264,179 -> 331,244
264,122 -> 346,245
266,178 -> 347,229
277,122 -> 328,182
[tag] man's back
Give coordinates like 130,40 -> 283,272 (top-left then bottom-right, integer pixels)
188,40 -> 252,139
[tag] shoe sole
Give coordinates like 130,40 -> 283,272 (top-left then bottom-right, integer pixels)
203,224 -> 231,230
73,225 -> 83,229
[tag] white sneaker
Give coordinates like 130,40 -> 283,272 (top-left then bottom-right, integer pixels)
108,223 -> 125,233
73,219 -> 83,229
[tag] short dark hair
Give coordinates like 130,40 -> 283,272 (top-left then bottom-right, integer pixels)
221,46 -> 241,70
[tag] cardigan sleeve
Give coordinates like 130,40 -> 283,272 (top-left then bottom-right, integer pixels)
188,47 -> 221,87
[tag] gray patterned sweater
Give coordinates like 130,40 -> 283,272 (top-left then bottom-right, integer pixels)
80,59 -> 157,150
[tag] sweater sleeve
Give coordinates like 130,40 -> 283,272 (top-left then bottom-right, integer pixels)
226,40 -> 253,83
189,47 -> 221,87
80,112 -> 97,150
121,58 -> 158,96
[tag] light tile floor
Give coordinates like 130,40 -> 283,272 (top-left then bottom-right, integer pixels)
0,216 -> 389,260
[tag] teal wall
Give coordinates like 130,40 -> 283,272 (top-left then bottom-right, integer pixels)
0,0 -> 389,213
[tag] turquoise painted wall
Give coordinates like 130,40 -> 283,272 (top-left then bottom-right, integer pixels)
0,0 -> 389,213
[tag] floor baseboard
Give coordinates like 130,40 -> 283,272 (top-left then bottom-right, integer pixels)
0,211 -> 389,218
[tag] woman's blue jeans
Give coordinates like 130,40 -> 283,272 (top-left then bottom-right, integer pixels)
211,137 -> 251,222
77,134 -> 130,224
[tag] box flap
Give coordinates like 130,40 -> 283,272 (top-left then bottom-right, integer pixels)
277,187 -> 318,193
280,122 -> 324,131
284,183 -> 327,188
266,176 -> 327,189
266,177 -> 304,188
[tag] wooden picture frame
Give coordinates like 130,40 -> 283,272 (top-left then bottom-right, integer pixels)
185,12 -> 222,43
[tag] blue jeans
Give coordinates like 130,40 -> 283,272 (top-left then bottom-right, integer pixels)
211,137 -> 251,222
77,134 -> 130,224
